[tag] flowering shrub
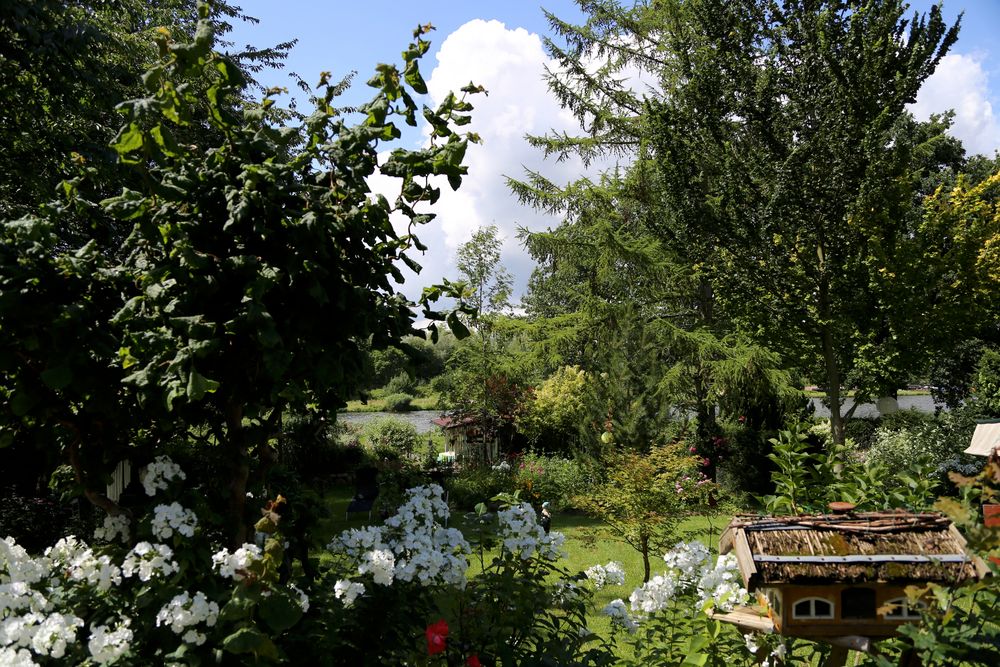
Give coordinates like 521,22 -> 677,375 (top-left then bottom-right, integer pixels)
0,456 -> 308,665
601,541 -> 786,667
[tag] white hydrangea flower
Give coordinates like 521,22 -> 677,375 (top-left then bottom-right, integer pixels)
333,579 -> 365,607
495,503 -> 566,562
88,620 -> 132,665
121,542 -> 178,582
585,561 -> 626,589
93,515 -> 130,544
150,503 -> 197,540
211,544 -> 261,581
141,456 -> 186,496
0,582 -> 51,616
629,573 -> 678,615
29,612 -> 83,658
331,485 -> 471,589
697,554 -> 749,612
155,591 -> 218,646
1,537 -> 49,585
359,549 -> 395,586
0,646 -> 36,667
662,540 -> 711,583
600,598 -> 639,633
43,537 -> 121,593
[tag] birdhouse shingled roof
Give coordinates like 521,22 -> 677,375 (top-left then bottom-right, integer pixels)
720,511 -> 986,589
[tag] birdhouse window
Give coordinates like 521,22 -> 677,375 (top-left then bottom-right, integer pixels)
841,587 -> 877,619
792,597 -> 834,619
883,597 -> 923,620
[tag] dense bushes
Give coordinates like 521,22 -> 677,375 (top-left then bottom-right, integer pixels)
382,392 -> 414,412
513,452 -> 592,510
866,407 -> 983,486
361,417 -> 420,461
445,466 -> 516,510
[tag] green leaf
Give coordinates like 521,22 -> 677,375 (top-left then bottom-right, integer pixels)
259,591 -> 303,633
186,369 -> 220,400
222,627 -> 278,658
40,366 -> 73,390
10,391 -> 36,417
113,122 -> 144,155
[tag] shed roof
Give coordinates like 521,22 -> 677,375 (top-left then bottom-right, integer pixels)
720,512 -> 985,588
965,420 -> 1000,457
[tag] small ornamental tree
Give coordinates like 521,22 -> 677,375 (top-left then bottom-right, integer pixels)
575,443 -> 715,583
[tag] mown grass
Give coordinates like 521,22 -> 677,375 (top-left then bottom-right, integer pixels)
310,483 -> 731,656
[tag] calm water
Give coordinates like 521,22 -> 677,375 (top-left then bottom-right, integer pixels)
336,410 -> 442,434
337,396 -> 941,433
808,394 -> 940,419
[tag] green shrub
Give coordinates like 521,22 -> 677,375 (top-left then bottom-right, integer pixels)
361,416 -> 419,460
383,392 -> 413,412
866,407 -> 983,487
383,371 -> 417,396
975,348 -> 1000,416
445,467 -> 516,510
513,452 -> 593,510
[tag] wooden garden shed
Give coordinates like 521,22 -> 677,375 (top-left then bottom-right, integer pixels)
713,510 -> 987,659
431,415 -> 499,466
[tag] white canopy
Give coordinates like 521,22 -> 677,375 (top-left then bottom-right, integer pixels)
965,421 -> 1000,457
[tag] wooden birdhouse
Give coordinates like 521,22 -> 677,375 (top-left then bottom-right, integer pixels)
713,510 -> 987,656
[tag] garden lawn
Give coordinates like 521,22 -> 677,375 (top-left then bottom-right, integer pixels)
309,484 -> 732,652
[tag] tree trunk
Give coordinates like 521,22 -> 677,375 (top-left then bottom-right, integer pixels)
640,533 -> 651,583
818,275 -> 845,446
225,402 -> 250,548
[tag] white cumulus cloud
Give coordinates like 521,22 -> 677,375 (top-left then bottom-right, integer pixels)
373,19 -> 606,304
910,52 -> 1000,157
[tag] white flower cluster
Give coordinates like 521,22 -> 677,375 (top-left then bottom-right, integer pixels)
45,537 -> 121,593
0,646 -> 35,666
88,620 -> 132,665
496,504 -> 565,561
155,591 -> 219,646
492,460 -> 511,472
93,515 -> 130,544
151,502 -> 198,540
584,561 -> 626,589
289,584 -> 310,613
211,543 -> 262,581
662,540 -> 711,583
329,485 -> 471,591
600,599 -> 639,633
601,541 -> 749,631
333,579 -> 365,607
121,542 -> 178,582
696,553 -> 749,612
552,580 -> 581,606
0,611 -> 83,659
629,572 -> 679,615
142,455 -> 186,496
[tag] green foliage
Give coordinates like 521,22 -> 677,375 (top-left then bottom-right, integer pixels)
866,407 -> 984,488
444,466 -> 516,511
360,417 -> 419,461
516,365 -> 590,453
975,348 -> 1000,417
383,372 -> 417,396
575,443 -> 714,582
762,422 -> 943,514
513,451 -> 592,510
863,457 -> 1000,667
0,10 -> 480,539
382,393 -> 414,413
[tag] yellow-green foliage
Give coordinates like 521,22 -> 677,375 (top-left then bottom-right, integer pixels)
516,365 -> 589,448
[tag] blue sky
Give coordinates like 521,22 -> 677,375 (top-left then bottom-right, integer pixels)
227,1 -> 1000,303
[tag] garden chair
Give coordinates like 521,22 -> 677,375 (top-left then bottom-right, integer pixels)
345,467 -> 379,521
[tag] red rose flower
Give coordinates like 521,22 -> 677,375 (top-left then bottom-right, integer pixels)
426,619 -> 449,656
466,655 -> 481,667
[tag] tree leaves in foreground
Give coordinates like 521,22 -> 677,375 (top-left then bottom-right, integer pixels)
1,5 -> 481,543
